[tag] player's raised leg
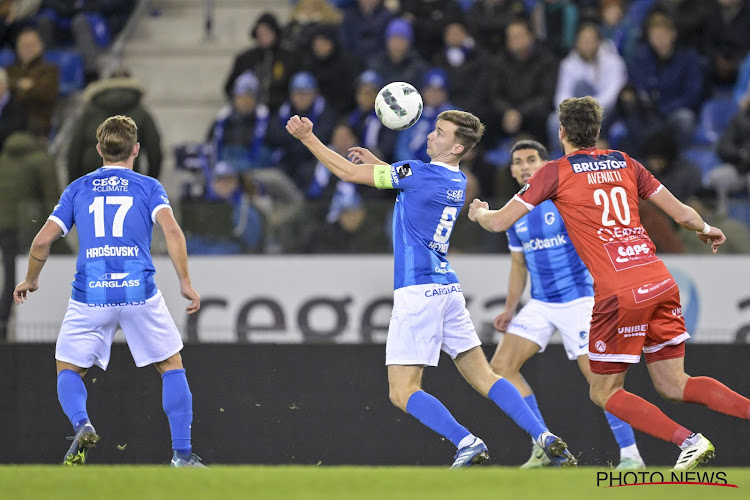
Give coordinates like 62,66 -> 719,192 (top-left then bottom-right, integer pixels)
575,355 -> 644,469
489,334 -> 551,468
154,353 -> 205,468
388,364 -> 488,468
57,361 -> 99,466
456,347 -> 577,466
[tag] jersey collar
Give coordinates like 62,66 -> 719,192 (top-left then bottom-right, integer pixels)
101,165 -> 130,170
431,161 -> 460,172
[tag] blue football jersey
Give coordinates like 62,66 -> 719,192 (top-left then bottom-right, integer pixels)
386,160 -> 465,290
49,166 -> 171,304
506,200 -> 593,303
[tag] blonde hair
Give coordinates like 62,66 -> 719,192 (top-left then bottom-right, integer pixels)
96,115 -> 138,163
292,0 -> 341,24
437,110 -> 485,155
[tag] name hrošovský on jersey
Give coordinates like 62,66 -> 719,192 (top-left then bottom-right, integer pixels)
49,166 -> 171,304
514,148 -> 672,300
507,199 -> 593,303
378,160 -> 466,290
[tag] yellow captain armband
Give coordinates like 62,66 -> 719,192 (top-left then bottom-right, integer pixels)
373,164 -> 393,189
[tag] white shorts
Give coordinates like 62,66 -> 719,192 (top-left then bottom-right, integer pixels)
55,291 -> 183,370
505,296 -> 594,360
386,283 -> 481,366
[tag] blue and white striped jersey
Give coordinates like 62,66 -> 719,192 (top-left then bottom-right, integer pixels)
507,200 -> 593,303
387,160 -> 465,290
49,166 -> 171,304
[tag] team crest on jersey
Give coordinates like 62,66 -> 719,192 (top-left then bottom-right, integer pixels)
545,212 -> 555,225
396,163 -> 413,179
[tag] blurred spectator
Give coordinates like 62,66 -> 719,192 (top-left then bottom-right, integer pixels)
488,17 -> 557,145
553,22 -> 626,119
399,0 -> 463,61
347,70 -> 398,165
679,189 -> 750,254
649,0 -> 711,54
67,69 -> 162,181
530,0 -> 580,58
394,68 -> 452,164
703,0 -> 750,86
369,18 -> 427,86
35,1 -> 131,83
209,71 -> 274,173
280,0 -> 342,53
339,0 -> 393,65
6,26 -> 58,134
185,161 -> 265,255
628,11 -> 702,147
266,71 -> 337,192
305,184 -> 389,253
641,128 -> 701,201
307,121 -> 359,200
607,83 -> 662,156
432,20 -> 490,116
304,24 -> 361,115
733,51 -> 750,108
0,128 -> 59,339
598,0 -> 643,62
0,67 -> 28,148
223,12 -> 298,112
638,198 -> 685,253
714,89 -> 750,207
465,0 -> 526,53
0,0 -> 40,48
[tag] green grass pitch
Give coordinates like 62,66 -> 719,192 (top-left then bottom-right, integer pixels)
1,466 -> 748,500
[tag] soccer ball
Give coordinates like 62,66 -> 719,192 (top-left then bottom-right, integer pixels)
374,82 -> 423,130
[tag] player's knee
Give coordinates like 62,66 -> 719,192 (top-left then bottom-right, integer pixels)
652,376 -> 686,401
388,386 -> 419,412
589,384 -> 610,409
489,356 -> 519,378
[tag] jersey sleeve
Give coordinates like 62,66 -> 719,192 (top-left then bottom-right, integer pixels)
506,224 -> 522,252
514,161 -> 559,210
373,160 -> 421,190
48,182 -> 77,236
634,158 -> 663,199
150,180 -> 173,223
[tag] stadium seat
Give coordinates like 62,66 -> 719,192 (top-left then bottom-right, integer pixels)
692,95 -> 737,146
682,146 -> 722,185
44,50 -> 85,97
728,201 -> 750,227
0,47 -> 14,67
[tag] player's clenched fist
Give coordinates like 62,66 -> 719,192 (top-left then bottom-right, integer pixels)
468,199 -> 489,222
285,115 -> 314,140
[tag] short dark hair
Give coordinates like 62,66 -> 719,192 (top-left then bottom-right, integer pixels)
511,139 -> 548,161
437,110 -> 485,156
558,96 -> 603,149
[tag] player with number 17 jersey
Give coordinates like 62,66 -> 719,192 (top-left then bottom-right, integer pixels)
49,166 -> 171,304
515,148 -> 673,301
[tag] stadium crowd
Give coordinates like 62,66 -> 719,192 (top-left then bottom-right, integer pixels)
1,0 -> 750,260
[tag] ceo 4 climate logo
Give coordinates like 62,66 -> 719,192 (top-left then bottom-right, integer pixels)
92,176 -> 129,192
597,471 -> 737,488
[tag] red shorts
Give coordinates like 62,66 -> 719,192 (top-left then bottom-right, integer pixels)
588,278 -> 689,374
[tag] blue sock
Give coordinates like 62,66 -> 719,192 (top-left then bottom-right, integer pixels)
488,378 -> 547,441
406,391 -> 471,447
57,369 -> 89,432
605,411 -> 636,449
524,394 -> 548,429
162,369 -> 193,454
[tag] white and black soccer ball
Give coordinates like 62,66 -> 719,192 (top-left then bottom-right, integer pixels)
374,82 -> 423,130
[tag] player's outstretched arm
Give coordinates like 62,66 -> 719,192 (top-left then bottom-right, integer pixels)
286,115 -> 378,186
156,208 -> 200,314
14,221 -> 63,304
468,198 -> 530,233
494,251 -> 528,332
648,187 -> 727,253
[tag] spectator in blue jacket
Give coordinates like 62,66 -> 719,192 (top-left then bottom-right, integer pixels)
339,0 -> 393,65
628,11 -> 702,146
369,18 -> 428,88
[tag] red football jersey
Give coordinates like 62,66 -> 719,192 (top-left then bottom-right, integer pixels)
515,147 -> 673,300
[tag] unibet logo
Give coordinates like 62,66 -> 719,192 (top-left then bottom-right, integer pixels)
522,234 -> 566,252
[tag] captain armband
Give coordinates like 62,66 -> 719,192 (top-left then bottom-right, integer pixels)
373,164 -> 393,189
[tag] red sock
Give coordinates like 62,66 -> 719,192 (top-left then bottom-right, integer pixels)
605,389 -> 691,446
683,376 -> 750,420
